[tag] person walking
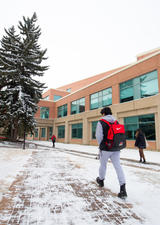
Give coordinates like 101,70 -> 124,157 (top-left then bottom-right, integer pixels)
51,134 -> 56,148
96,107 -> 127,199
135,129 -> 146,163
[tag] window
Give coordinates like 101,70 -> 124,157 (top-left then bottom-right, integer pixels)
54,95 -> 62,101
72,123 -> 83,139
49,127 -> 53,138
124,114 -> 155,140
58,104 -> 67,118
120,80 -> 134,102
34,128 -> 38,138
58,125 -> 65,138
120,70 -> 158,103
140,71 -> 158,98
40,107 -> 49,119
71,98 -> 85,114
66,88 -> 71,92
90,88 -> 112,110
41,128 -> 46,137
92,121 -> 98,139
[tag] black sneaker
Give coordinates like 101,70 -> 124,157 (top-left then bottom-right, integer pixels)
118,184 -> 127,199
118,190 -> 127,199
96,177 -> 104,187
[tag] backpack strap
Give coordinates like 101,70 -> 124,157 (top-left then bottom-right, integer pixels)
100,119 -> 118,126
100,119 -> 117,140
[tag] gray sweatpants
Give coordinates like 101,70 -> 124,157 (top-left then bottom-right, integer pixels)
99,150 -> 126,186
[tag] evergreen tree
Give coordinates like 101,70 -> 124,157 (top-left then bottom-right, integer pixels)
0,26 -> 22,139
0,13 -> 48,140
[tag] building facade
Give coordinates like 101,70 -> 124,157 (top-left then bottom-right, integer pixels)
29,48 -> 160,151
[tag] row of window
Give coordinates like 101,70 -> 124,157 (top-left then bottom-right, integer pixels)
57,113 -> 155,140
40,70 -> 158,119
58,70 -> 158,118
43,95 -> 62,101
34,127 -> 53,138
33,113 -> 155,140
120,70 -> 158,102
57,87 -> 112,118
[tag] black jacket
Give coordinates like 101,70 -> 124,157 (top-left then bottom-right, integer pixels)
135,133 -> 146,149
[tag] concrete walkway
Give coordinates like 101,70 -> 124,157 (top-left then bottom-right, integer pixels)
0,148 -> 143,225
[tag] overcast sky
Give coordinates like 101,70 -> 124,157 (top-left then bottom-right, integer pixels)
0,0 -> 160,90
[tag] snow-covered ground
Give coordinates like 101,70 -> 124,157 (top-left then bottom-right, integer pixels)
0,140 -> 160,225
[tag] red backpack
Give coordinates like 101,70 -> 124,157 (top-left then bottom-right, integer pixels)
100,119 -> 126,150
51,135 -> 56,141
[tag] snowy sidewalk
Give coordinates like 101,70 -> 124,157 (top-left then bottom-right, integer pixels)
0,148 -> 143,225
28,140 -> 160,166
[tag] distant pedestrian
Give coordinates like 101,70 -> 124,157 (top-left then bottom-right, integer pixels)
51,135 -> 56,148
135,129 -> 146,163
96,107 -> 127,199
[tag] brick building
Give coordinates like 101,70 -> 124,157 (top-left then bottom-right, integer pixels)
30,48 -> 160,151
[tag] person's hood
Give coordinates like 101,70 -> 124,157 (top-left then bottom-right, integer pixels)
101,115 -> 116,123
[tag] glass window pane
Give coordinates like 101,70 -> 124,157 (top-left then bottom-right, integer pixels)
140,70 -> 158,82
120,87 -> 133,103
58,125 -> 65,138
141,79 -> 158,98
90,98 -> 98,109
90,88 -> 112,110
72,123 -> 82,139
79,104 -> 85,113
40,107 -> 49,119
54,95 -> 62,101
71,101 -> 77,114
91,93 -> 98,100
124,114 -> 155,140
120,70 -> 158,103
34,128 -> 38,138
64,105 -> 67,116
71,98 -> 85,114
92,121 -> 98,139
49,127 -> 53,138
41,128 -> 46,137
102,93 -> 112,106
58,104 -> 67,117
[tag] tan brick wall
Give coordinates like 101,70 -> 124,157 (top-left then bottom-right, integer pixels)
54,93 -> 160,151
56,66 -> 126,93
33,51 -> 160,151
42,89 -> 68,101
137,48 -> 160,61
35,100 -> 55,119
55,54 -> 160,112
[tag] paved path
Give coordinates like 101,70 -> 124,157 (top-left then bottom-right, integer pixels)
0,149 -> 143,225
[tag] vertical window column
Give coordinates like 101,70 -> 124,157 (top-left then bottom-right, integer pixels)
40,107 -> 49,119
58,104 -> 67,117
58,125 -> 65,138
71,123 -> 83,139
90,87 -> 112,110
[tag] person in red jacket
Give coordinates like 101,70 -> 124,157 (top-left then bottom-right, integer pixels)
51,135 -> 56,148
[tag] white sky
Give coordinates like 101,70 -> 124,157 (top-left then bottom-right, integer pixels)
0,0 -> 160,90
